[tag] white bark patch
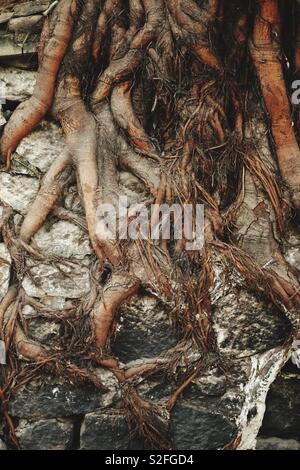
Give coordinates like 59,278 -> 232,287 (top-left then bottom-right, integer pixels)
237,346 -> 290,450
291,339 -> 300,369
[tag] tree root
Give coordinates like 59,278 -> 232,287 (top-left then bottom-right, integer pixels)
93,272 -> 140,349
20,150 -> 72,243
123,385 -> 170,450
0,0 -> 77,166
92,0 -> 164,104
250,0 -> 300,209
111,81 -> 161,162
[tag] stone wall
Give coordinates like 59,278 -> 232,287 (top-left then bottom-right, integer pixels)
0,1 -> 299,451
257,362 -> 300,450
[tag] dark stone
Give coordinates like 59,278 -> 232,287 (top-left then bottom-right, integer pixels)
256,437 -> 300,450
139,368 -> 232,406
0,56 -> 38,70
174,364 -> 246,421
111,294 -> 177,362
9,381 -> 118,419
16,418 -> 73,450
80,413 -> 129,450
213,287 -> 291,354
260,365 -> 300,439
171,403 -> 236,450
187,375 -> 228,398
139,379 -> 176,402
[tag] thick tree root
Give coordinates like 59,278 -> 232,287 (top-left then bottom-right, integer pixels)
250,0 -> 300,209
14,325 -> 49,363
93,272 -> 140,349
20,150 -> 72,243
0,286 -> 17,334
0,0 -> 77,166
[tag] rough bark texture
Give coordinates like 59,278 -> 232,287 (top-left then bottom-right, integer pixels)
0,0 -> 300,450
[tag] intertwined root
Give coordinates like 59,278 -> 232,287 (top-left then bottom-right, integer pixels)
1,0 -> 300,449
